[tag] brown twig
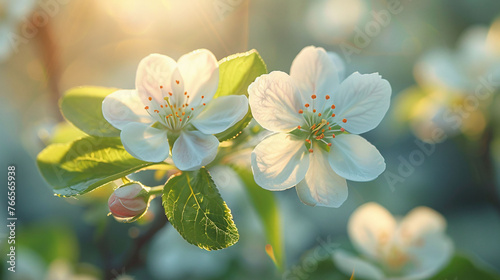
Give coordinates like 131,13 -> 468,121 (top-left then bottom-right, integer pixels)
107,199 -> 169,279
35,17 -> 63,121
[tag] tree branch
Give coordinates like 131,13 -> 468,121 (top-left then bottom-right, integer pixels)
107,199 -> 169,279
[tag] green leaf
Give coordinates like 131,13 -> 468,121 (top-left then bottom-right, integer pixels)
60,86 -> 121,137
50,121 -> 88,144
214,49 -> 267,142
162,168 -> 239,250
430,254 -> 500,280
235,167 -> 284,270
37,136 -> 159,197
214,49 -> 267,98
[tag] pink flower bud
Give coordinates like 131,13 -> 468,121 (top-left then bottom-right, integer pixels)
108,183 -> 148,219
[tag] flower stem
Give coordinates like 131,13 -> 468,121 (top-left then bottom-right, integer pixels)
147,185 -> 164,197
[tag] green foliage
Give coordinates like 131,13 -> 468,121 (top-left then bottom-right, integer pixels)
302,252 -> 500,280
17,223 -> 79,265
50,121 -> 87,144
215,50 -> 267,141
60,86 -> 121,137
162,168 -> 239,250
37,136 -> 160,197
214,49 -> 267,98
430,254 -> 500,280
236,168 -> 284,270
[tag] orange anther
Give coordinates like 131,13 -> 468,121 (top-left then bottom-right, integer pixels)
318,113 -> 322,117
176,80 -> 180,84
342,119 -> 347,123
331,104 -> 336,109
203,103 -> 206,106
148,97 -> 152,101
160,85 -> 163,89
331,113 -> 335,117
299,109 -> 303,114
327,143 -> 332,147
340,128 -> 345,132
305,103 -> 310,108
298,125 -> 301,129
184,91 -> 187,95
144,106 -> 149,109
201,95 -> 205,99
313,109 -> 316,113
325,95 -> 330,100
311,94 -> 317,99
308,148 -> 313,153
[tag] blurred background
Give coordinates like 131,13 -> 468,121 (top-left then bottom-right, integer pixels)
1,0 -> 500,279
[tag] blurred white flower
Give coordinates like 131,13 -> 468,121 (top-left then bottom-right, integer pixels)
306,0 -> 366,43
45,259 -> 99,280
396,21 -> 500,142
0,0 -> 36,62
248,46 -> 391,208
333,202 -> 453,280
416,22 -> 500,92
102,49 -> 248,170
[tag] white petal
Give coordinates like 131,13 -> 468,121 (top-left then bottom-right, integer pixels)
332,72 -> 391,134
251,133 -> 309,190
172,130 -> 219,171
177,49 -> 219,107
121,123 -> 169,162
328,51 -> 346,81
248,71 -> 304,132
348,202 -> 397,260
290,46 -> 341,101
328,134 -> 385,182
191,95 -> 249,135
404,234 -> 453,279
102,89 -> 153,130
397,207 -> 447,244
114,183 -> 143,199
136,53 -> 178,105
333,250 -> 385,280
395,207 -> 453,278
169,67 -> 185,106
295,147 -> 347,208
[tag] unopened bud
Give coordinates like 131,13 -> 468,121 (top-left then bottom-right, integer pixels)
108,183 -> 149,221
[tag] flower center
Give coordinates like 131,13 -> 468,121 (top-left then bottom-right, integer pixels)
143,83 -> 207,132
294,94 -> 347,153
382,245 -> 411,271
